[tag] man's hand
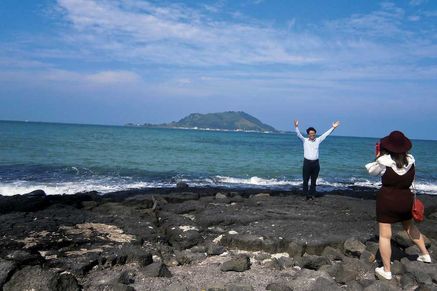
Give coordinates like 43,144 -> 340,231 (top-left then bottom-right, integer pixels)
294,120 -> 299,128
332,121 -> 340,128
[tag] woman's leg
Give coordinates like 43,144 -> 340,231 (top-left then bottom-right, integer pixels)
379,222 -> 392,272
402,220 -> 429,256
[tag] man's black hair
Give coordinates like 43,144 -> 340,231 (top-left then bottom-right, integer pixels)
306,127 -> 317,134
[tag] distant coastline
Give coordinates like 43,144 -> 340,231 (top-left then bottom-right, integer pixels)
126,111 -> 279,133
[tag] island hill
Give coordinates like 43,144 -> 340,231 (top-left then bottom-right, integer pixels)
128,111 -> 277,133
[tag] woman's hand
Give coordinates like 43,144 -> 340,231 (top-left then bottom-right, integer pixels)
294,120 -> 299,128
332,121 -> 340,128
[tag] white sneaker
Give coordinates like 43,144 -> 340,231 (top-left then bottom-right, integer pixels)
417,254 -> 432,263
375,267 -> 392,280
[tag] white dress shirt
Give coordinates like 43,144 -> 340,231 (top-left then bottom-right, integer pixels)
295,127 -> 334,160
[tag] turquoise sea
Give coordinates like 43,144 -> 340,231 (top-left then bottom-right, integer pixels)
1,120 -> 436,196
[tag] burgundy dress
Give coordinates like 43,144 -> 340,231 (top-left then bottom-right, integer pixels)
376,165 -> 415,223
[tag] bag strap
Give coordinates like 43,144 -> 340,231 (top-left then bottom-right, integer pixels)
412,175 -> 417,200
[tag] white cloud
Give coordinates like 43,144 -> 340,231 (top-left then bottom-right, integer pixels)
55,0 -> 319,66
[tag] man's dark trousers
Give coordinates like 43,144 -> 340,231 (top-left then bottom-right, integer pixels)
303,158 -> 320,198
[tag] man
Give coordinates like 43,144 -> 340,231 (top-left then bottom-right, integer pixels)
294,119 -> 340,200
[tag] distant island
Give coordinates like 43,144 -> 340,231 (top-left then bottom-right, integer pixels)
126,111 -> 277,133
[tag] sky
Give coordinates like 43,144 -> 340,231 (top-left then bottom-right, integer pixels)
0,0 -> 437,139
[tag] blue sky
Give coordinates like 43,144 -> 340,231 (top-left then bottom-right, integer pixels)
1,0 -> 437,139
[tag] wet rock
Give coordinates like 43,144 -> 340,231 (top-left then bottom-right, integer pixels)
266,283 -> 292,291
0,259 -> 16,288
220,255 -> 251,272
298,254 -> 330,270
3,265 -> 80,291
164,192 -> 200,203
142,262 -> 172,277
344,238 -> 366,257
176,182 -> 189,189
23,189 -> 47,197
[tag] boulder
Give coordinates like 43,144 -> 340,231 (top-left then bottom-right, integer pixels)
3,265 -> 80,291
393,231 -> 431,248
359,250 -> 375,264
176,182 -> 189,189
390,260 -> 405,275
266,283 -> 292,291
322,246 -> 344,261
287,269 -> 339,291
363,281 -> 399,291
344,238 -> 366,257
117,270 -> 136,285
287,241 -> 303,257
175,250 -> 207,265
298,255 -> 330,270
401,258 -> 436,285
220,255 -> 251,272
23,189 -> 47,197
215,193 -> 228,199
207,244 -> 225,256
0,259 -> 16,288
101,245 -> 153,267
400,273 -> 418,290
142,262 -> 172,277
5,250 -> 44,266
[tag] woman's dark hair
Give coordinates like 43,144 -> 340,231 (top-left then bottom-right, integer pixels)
306,127 -> 316,134
381,147 -> 409,168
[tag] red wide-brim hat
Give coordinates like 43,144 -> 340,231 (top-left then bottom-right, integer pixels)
380,131 -> 412,153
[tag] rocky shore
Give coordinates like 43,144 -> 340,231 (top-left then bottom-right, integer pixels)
1,186 -> 437,291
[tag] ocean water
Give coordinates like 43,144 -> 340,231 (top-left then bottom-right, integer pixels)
0,120 -> 436,196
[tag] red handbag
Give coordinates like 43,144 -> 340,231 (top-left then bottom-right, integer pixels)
412,197 -> 425,222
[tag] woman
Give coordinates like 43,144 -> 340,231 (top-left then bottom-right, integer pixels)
365,131 -> 431,280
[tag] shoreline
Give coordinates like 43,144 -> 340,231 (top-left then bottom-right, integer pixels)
1,186 -> 436,290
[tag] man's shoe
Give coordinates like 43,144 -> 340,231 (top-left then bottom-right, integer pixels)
375,267 -> 392,280
417,254 -> 432,263
305,196 -> 314,201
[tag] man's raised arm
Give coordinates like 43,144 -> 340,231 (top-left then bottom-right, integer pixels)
294,119 -> 305,141
318,121 -> 340,143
